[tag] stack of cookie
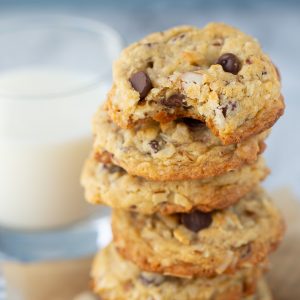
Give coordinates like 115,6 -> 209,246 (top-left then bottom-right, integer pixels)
82,23 -> 285,300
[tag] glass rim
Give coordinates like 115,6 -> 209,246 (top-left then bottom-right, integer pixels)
0,13 -> 123,100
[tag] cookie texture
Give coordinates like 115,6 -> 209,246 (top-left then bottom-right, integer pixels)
82,153 -> 269,214
248,279 -> 273,300
93,108 -> 268,181
107,23 -> 284,144
92,243 -> 264,300
112,187 -> 284,277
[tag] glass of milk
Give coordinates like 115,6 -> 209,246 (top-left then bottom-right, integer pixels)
0,14 -> 122,263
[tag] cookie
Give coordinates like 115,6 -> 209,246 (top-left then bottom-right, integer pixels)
107,23 -> 284,145
92,243 -> 264,300
93,107 -> 268,181
112,187 -> 284,277
82,153 -> 269,214
247,279 -> 273,300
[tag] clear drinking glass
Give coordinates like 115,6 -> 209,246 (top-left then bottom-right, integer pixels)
0,13 -> 121,297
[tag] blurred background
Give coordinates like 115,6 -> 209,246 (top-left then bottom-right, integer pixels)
0,0 -> 298,195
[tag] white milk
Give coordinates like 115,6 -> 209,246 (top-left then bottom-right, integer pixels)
0,68 -> 107,230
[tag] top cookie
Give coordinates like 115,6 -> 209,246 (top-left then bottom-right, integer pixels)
108,23 -> 284,144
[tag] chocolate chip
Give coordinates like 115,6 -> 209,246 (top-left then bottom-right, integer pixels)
221,106 -> 228,118
129,71 -> 153,99
217,53 -> 241,75
147,61 -> 154,68
161,94 -> 185,108
139,272 -> 165,286
245,209 -> 256,218
177,118 -> 205,128
180,211 -> 212,232
149,140 -> 160,153
221,101 -> 237,118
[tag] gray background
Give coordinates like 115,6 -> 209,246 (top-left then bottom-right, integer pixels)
0,0 -> 299,197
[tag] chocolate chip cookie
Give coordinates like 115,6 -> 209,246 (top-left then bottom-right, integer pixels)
112,187 -> 284,277
82,153 -> 269,214
93,107 -> 268,181
107,23 -> 284,145
92,243 -> 265,300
